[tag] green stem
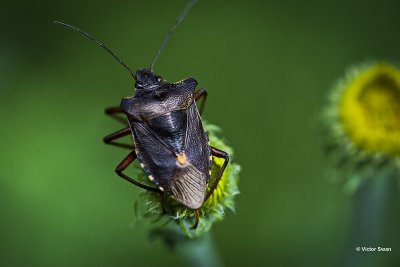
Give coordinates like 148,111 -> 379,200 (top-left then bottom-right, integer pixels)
177,233 -> 223,267
342,173 -> 393,267
149,226 -> 224,267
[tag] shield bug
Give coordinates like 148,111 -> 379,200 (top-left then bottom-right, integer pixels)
55,0 -> 229,229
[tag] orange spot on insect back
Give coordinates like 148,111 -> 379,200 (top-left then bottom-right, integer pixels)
176,152 -> 187,165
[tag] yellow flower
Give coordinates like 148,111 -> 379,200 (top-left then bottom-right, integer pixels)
340,63 -> 400,155
323,62 -> 400,192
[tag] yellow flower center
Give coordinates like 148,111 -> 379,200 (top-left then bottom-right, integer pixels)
340,63 -> 400,155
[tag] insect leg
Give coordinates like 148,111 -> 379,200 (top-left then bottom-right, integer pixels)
116,151 -> 162,193
204,147 -> 230,202
105,106 -> 128,125
190,209 -> 199,230
159,193 -> 166,214
103,127 -> 133,149
194,88 -> 208,116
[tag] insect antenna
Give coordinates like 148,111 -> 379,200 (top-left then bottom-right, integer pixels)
54,21 -> 136,80
149,0 -> 199,71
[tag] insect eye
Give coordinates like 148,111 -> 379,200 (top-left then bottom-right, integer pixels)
156,76 -> 162,82
135,82 -> 143,89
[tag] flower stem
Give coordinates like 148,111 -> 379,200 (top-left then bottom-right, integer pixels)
342,172 -> 394,267
177,233 -> 224,267
149,225 -> 224,267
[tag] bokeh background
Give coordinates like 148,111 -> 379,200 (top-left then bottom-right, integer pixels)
1,0 -> 400,266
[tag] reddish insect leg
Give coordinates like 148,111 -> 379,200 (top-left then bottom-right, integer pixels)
116,151 -> 166,212
116,151 -> 162,194
194,88 -> 208,116
190,209 -> 200,230
103,127 -> 133,149
105,106 -> 129,125
204,147 -> 230,202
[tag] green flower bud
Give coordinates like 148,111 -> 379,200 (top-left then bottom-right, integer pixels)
322,62 -> 400,193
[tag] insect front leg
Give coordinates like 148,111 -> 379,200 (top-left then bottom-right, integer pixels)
103,127 -> 133,149
194,88 -> 208,116
105,106 -> 129,125
204,147 -> 230,202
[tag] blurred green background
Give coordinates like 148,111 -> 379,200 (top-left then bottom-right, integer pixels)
1,0 -> 400,266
